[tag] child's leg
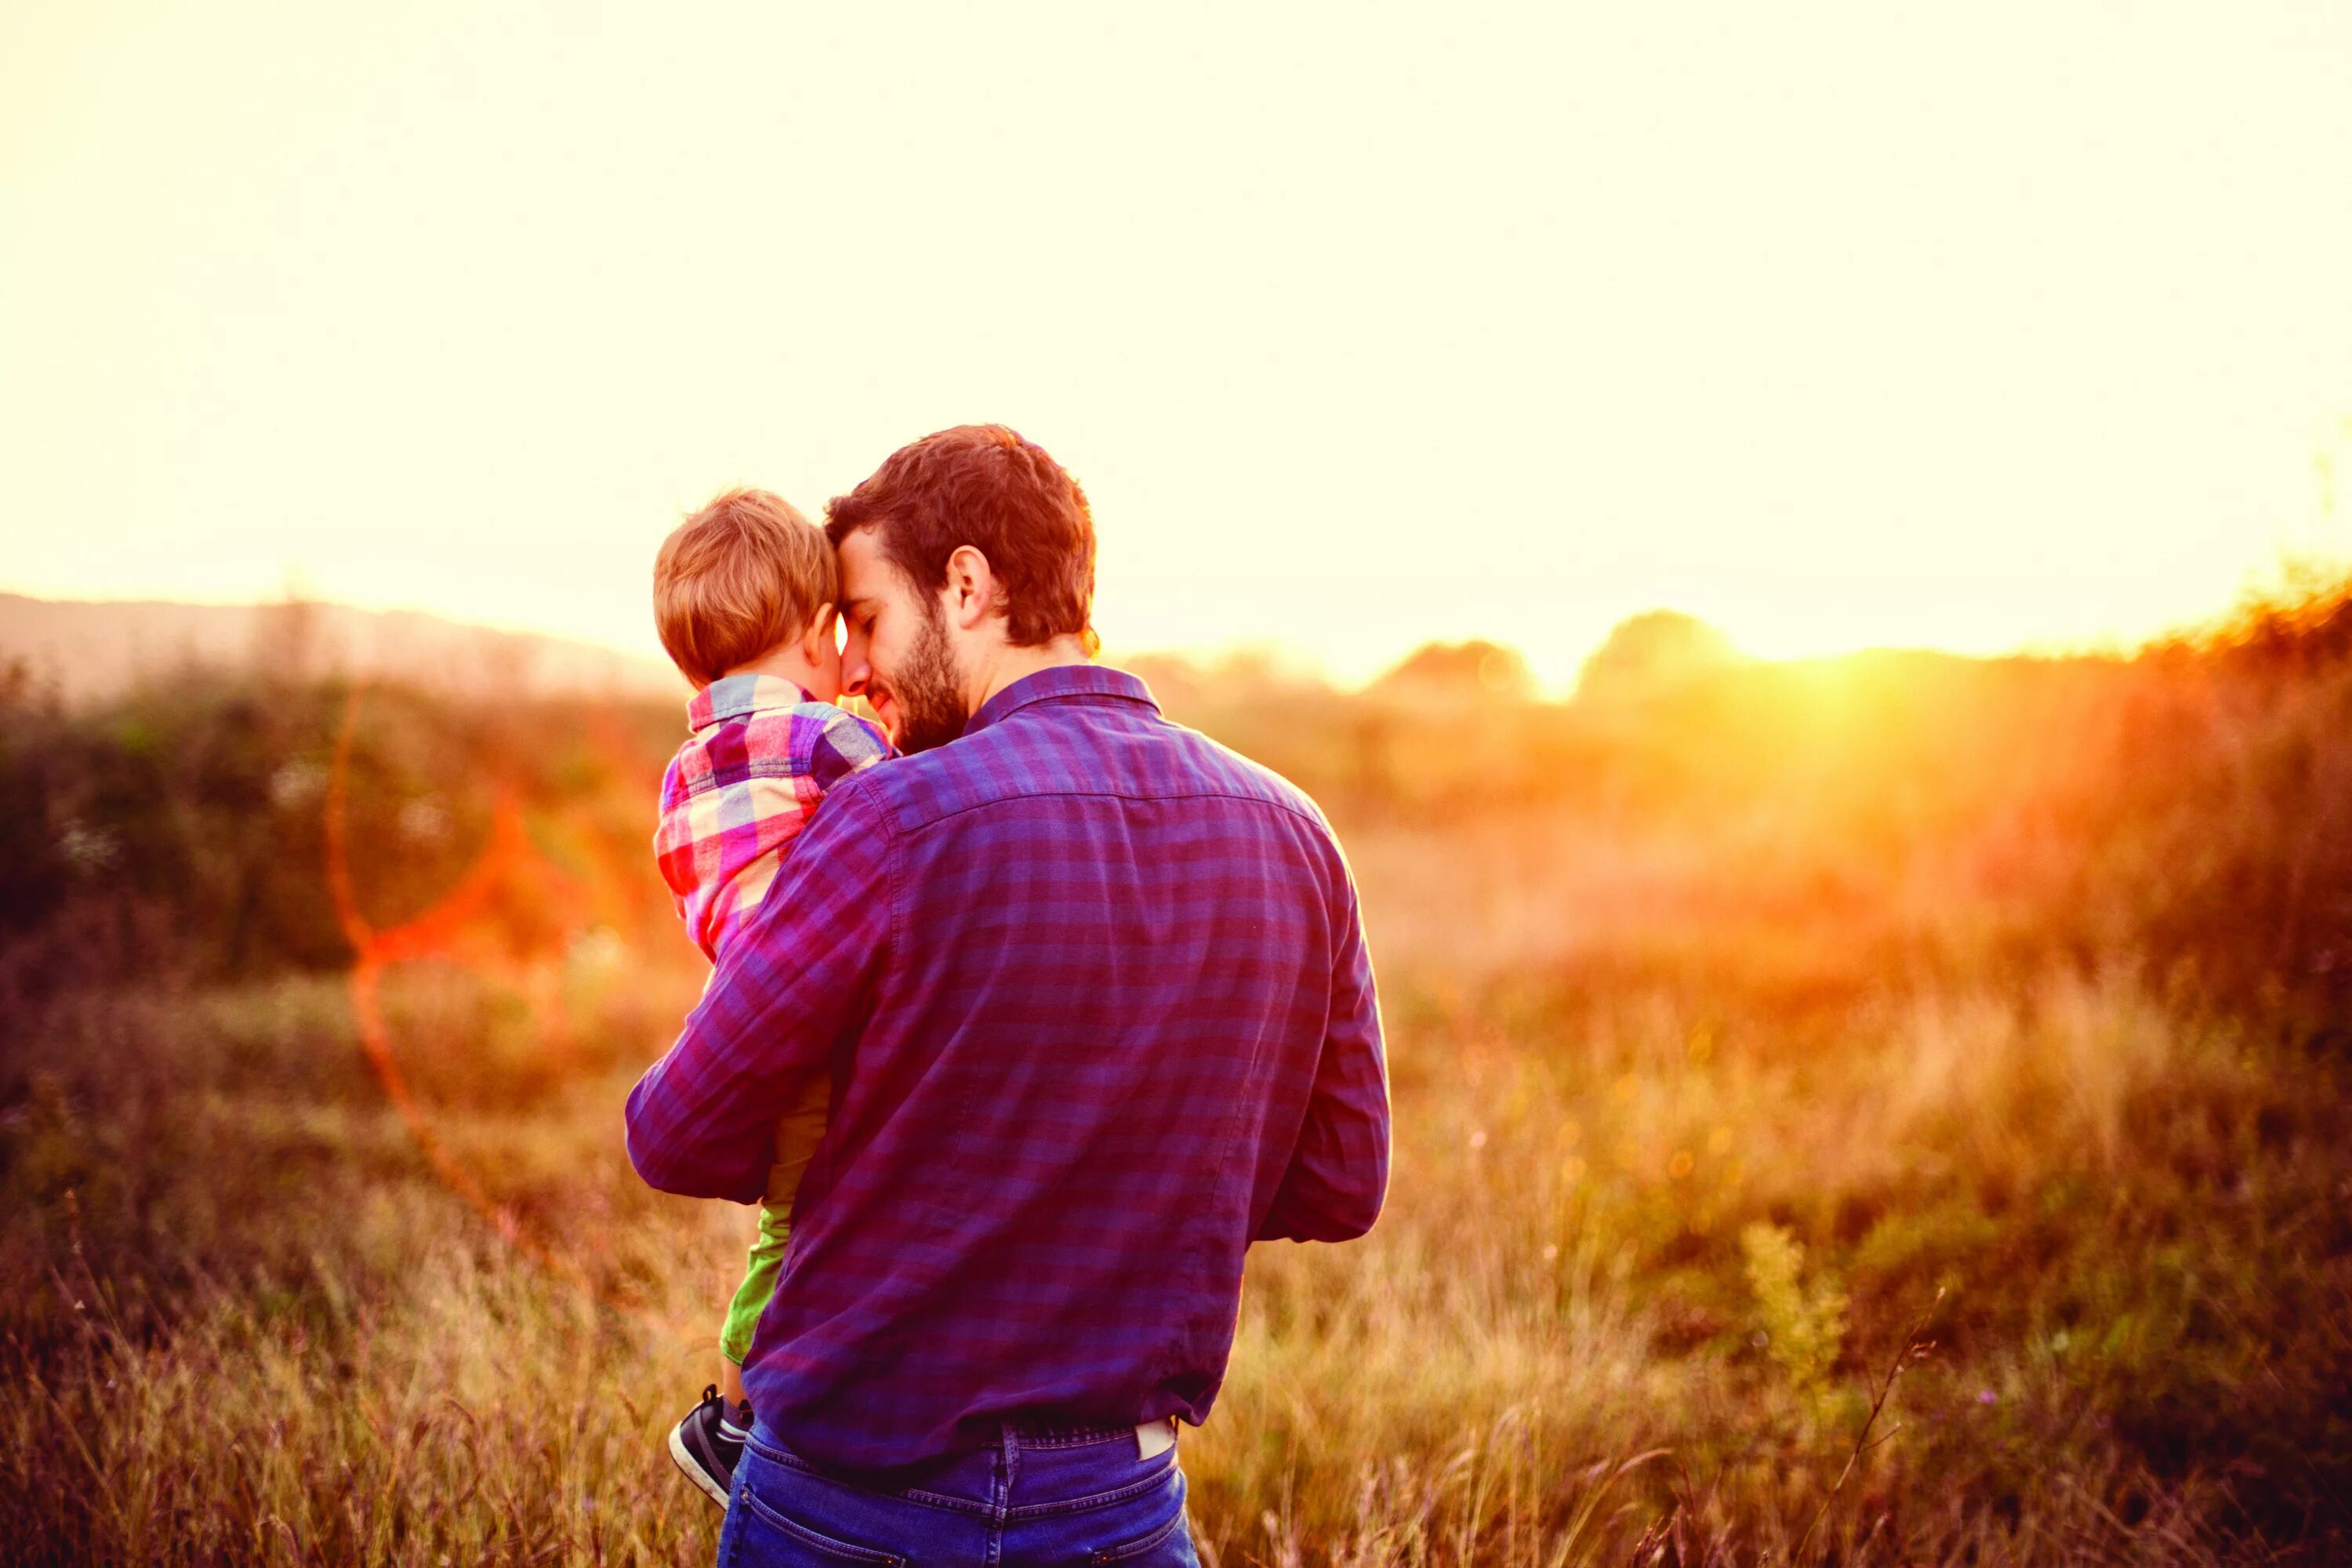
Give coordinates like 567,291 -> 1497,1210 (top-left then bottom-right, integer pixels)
714,1072 -> 833,1410
717,1200 -> 761,1406
718,1203 -> 793,1401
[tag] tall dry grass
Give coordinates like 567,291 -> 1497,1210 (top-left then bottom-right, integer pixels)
7,946 -> 2345,1563
5,588 -> 2352,1563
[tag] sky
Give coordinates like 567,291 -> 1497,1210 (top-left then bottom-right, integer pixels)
5,3 -> 2350,691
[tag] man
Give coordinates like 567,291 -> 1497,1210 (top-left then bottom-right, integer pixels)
625,424 -> 1388,1568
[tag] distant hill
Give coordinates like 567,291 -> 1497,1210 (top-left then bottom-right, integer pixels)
0,593 -> 684,707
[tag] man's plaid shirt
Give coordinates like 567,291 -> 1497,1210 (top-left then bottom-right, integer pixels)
654,674 -> 894,963
626,665 -> 1389,1474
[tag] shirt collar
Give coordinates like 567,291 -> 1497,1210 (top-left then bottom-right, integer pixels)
688,673 -> 816,734
962,663 -> 1160,739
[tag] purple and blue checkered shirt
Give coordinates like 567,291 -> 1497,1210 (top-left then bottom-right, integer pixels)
624,664 -> 1388,1472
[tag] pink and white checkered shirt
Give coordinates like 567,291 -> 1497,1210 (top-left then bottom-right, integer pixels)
654,674 -> 895,962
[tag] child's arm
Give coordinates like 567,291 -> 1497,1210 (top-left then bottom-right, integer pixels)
807,707 -> 894,794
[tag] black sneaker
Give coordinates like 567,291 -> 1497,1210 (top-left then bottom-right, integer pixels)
668,1385 -> 750,1509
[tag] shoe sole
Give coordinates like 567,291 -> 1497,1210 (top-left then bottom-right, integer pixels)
667,1421 -> 734,1511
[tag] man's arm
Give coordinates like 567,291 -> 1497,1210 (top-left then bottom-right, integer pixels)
1255,851 -> 1389,1243
625,782 -> 893,1204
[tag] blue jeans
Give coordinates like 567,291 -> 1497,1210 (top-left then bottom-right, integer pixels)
717,1420 -> 1200,1568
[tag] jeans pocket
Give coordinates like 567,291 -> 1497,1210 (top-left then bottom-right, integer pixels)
1083,1471 -> 1197,1568
730,1476 -> 908,1568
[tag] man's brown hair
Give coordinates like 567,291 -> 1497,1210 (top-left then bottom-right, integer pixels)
825,425 -> 1098,653
653,488 -> 838,688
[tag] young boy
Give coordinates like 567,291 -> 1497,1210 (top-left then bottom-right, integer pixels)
647,487 -> 894,1507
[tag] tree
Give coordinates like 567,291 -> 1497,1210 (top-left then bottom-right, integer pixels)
1374,640 -> 1535,702
1576,610 -> 1738,704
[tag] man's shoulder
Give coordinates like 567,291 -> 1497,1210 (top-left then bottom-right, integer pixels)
850,702 -> 1332,840
1147,717 -> 1331,826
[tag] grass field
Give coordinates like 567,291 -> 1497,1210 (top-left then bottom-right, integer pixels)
5,597 -> 2351,1564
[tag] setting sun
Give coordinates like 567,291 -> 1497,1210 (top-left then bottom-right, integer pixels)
6,3 -> 2350,688
9,9 -> 2352,1562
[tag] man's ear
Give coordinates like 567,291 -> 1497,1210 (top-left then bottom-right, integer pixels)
801,603 -> 837,662
942,546 -> 998,631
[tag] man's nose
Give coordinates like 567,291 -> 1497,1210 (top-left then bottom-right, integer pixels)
840,648 -> 869,699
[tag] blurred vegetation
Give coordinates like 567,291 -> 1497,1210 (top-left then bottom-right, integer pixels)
0,661 -> 681,1000
4,579 -> 2352,1563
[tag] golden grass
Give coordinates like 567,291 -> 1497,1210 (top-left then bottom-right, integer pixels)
7,605 -> 2352,1563
6,937 -> 2343,1565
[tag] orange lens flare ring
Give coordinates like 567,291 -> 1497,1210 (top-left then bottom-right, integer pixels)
325,683 -> 630,1308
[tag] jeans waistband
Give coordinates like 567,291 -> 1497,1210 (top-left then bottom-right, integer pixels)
1005,1420 -> 1152,1449
747,1418 -> 1178,1512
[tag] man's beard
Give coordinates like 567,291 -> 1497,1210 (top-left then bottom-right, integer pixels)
876,601 -> 967,755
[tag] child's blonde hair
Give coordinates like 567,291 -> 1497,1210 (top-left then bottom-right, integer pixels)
653,488 -> 837,688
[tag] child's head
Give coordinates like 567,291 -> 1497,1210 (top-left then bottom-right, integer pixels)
654,488 -> 843,697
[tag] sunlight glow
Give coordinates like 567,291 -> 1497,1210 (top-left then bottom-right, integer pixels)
5,3 -> 2350,689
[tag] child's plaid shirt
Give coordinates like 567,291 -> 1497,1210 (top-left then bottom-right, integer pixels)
655,674 -> 895,961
